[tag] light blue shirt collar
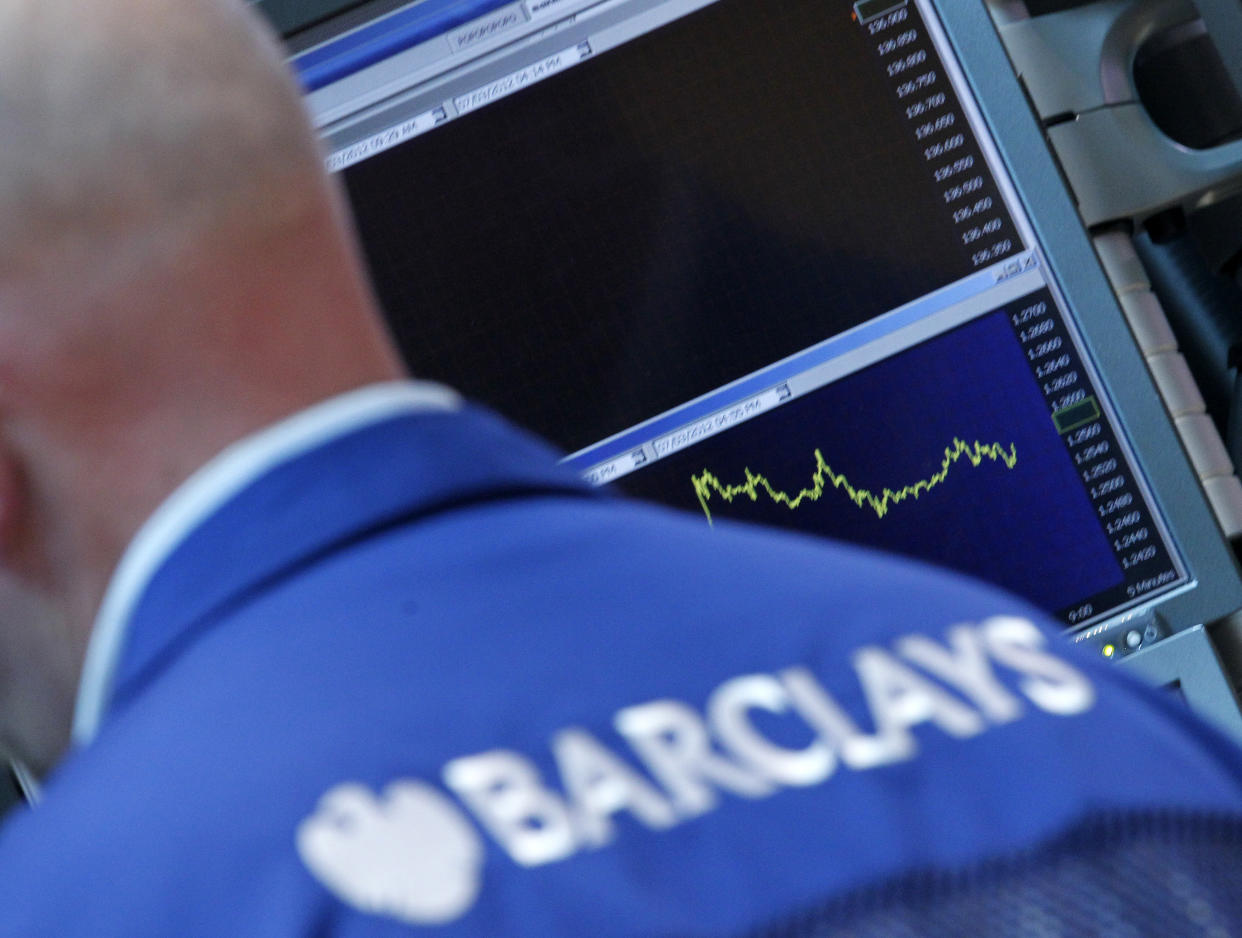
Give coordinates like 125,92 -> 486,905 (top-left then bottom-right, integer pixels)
71,381 -> 462,747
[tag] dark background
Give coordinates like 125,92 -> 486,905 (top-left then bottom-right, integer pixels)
343,0 -> 1017,451
252,0 -> 376,37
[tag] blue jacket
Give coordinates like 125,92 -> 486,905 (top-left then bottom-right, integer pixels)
1,405 -> 1241,935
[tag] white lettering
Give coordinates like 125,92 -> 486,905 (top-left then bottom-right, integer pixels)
982,616 -> 1095,715
854,646 -> 986,753
308,619 -> 1100,921
442,751 -> 577,866
780,666 -> 910,769
615,700 -> 774,817
707,674 -> 835,786
552,728 -> 677,845
897,625 -> 1024,724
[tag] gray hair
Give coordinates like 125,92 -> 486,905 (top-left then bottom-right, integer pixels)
0,0 -> 326,284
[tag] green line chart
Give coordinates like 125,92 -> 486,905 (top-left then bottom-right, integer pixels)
690,437 -> 1019,524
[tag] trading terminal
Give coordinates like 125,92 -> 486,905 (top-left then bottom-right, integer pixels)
7,1 -> 1242,930
236,0 -> 1242,739
15,0 -> 1234,815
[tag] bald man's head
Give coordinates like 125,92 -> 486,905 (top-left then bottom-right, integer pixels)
0,0 -> 327,288
0,0 -> 404,769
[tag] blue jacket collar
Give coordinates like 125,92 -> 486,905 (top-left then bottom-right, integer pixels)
100,406 -> 595,733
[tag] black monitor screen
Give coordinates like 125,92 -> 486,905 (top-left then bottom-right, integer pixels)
323,0 -> 1184,630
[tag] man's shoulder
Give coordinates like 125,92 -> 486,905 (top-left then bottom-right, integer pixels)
15,578 -> 1242,935
95,486 -> 1242,809
8,481 -> 1242,935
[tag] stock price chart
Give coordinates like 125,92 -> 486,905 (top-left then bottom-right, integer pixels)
621,297 -> 1180,624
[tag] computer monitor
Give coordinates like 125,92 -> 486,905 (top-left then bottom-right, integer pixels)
292,0 -> 1242,662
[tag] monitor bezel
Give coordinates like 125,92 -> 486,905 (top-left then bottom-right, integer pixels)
928,0 -> 1242,640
